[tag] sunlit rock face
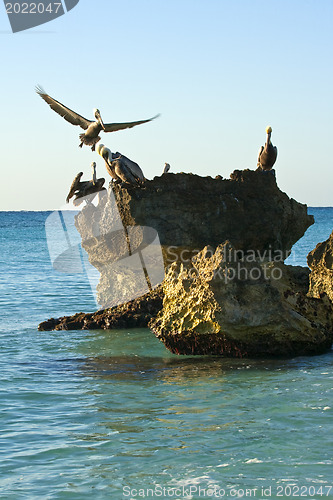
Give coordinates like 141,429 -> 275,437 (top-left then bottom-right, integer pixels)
307,230 -> 333,303
150,243 -> 333,357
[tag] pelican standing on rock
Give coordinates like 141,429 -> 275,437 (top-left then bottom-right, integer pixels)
36,86 -> 160,151
91,161 -> 97,184
257,126 -> 278,170
66,162 -> 105,204
97,144 -> 145,186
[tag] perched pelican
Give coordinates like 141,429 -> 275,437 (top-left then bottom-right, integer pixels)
163,163 -> 170,173
36,86 -> 160,151
96,143 -> 145,186
91,161 -> 97,184
66,163 -> 105,204
257,126 -> 278,170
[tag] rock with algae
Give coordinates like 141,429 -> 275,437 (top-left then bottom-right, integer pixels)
38,287 -> 163,331
150,242 -> 333,357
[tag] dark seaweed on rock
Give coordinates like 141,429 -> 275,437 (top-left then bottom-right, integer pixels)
38,287 -> 163,332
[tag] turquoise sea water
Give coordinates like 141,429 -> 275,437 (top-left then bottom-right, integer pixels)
0,209 -> 333,500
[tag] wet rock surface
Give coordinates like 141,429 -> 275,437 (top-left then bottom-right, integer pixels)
38,287 -> 163,331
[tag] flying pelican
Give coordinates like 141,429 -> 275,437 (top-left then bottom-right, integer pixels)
257,126 -> 278,170
36,86 -> 160,151
66,163 -> 105,204
96,144 -> 145,186
163,163 -> 170,173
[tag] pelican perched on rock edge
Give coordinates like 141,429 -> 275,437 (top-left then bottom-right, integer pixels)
163,163 -> 170,173
36,86 -> 160,151
257,126 -> 278,171
96,144 -> 145,186
91,161 -> 97,184
66,163 -> 105,204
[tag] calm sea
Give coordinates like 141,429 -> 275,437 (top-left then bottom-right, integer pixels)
0,208 -> 332,500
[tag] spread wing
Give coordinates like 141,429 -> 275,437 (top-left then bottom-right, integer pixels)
257,145 -> 264,165
103,114 -> 160,133
66,172 -> 84,203
36,86 -> 92,130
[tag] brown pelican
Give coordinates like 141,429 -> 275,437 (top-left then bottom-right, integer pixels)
163,163 -> 170,173
36,86 -> 160,151
92,161 -> 97,184
96,144 -> 145,186
257,126 -> 278,170
66,162 -> 105,204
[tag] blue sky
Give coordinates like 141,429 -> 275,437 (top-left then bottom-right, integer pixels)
0,0 -> 332,210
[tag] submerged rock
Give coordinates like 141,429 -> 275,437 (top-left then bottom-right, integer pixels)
307,230 -> 333,303
38,287 -> 163,332
150,243 -> 333,357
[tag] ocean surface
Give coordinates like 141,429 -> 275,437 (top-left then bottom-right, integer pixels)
0,208 -> 332,500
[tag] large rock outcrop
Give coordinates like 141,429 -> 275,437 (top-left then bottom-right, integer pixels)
40,168 -> 331,360
75,169 -> 313,307
307,230 -> 333,303
150,243 -> 333,357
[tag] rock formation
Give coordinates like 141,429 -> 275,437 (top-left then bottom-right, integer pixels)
307,230 -> 333,303
39,168 -> 333,358
150,243 -> 333,357
74,169 -> 313,307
